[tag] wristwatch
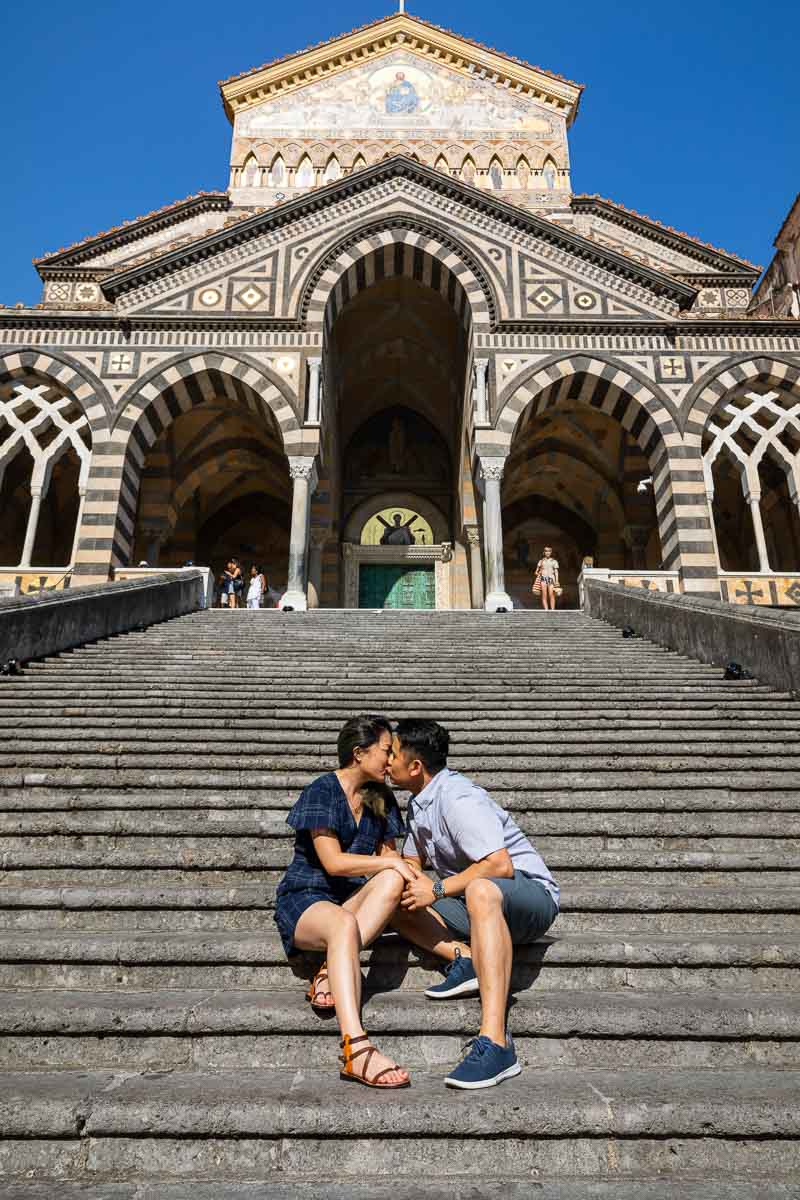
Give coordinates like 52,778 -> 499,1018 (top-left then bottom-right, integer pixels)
433,879 -> 446,901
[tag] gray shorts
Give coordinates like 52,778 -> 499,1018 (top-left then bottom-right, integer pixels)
431,870 -> 558,945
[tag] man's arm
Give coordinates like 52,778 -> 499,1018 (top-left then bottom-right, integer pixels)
400,847 -> 512,911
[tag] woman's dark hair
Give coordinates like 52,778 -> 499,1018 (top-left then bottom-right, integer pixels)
394,719 -> 449,773
337,714 -> 393,818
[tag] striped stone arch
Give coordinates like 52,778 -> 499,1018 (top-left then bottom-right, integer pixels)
74,352 -> 302,582
683,355 -> 800,441
0,349 -> 111,440
493,354 -> 719,592
300,219 -> 495,334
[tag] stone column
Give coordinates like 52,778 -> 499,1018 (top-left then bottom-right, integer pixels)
746,489 -> 771,573
473,359 -> 489,427
478,457 -> 513,611
306,357 -> 322,425
70,487 -> 87,566
465,525 -> 484,609
307,528 -> 327,609
19,485 -> 43,568
281,457 -> 318,611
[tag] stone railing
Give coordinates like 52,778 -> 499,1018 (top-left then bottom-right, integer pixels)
0,571 -> 211,666
577,567 -> 681,608
113,566 -> 214,609
583,576 -> 800,695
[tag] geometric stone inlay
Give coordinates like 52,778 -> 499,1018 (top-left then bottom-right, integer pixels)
574,291 -> 597,310
528,286 -> 559,311
236,284 -> 266,309
199,288 -> 222,307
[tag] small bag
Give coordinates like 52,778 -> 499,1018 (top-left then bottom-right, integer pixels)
532,577 -> 542,595
554,585 -> 563,597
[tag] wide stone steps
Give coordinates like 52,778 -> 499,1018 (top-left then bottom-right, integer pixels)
1,607 -> 797,1193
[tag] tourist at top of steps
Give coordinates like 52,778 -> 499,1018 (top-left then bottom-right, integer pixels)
246,564 -> 267,609
274,714 -> 415,1090
533,545 -> 560,611
388,719 -> 559,1091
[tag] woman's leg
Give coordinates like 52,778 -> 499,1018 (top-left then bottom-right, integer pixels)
293,899 -> 408,1085
342,868 -> 405,946
544,584 -> 555,610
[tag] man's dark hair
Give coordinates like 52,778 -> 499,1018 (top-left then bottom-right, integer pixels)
394,719 -> 449,772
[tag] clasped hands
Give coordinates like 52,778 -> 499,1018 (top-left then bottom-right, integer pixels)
381,854 -> 436,910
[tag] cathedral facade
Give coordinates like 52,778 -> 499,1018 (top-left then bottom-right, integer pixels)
2,13 -> 800,610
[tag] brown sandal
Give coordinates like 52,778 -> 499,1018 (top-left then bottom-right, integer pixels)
306,963 -> 335,1012
339,1033 -> 411,1089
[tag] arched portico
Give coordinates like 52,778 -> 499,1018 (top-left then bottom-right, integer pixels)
490,354 -> 720,596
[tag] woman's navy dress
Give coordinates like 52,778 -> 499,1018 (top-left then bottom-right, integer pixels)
274,772 -> 405,956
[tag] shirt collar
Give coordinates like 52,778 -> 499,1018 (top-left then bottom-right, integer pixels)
410,768 -> 448,813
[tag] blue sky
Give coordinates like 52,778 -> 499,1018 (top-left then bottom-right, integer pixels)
2,0 -> 797,304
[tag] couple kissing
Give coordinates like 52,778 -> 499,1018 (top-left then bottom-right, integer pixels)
274,715 -> 559,1091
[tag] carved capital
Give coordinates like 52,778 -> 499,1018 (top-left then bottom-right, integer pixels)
478,456 -> 506,483
288,456 -> 319,487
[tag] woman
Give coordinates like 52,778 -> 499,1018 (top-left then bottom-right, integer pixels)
274,715 -> 414,1089
246,564 -> 267,609
229,558 -> 244,609
534,545 -> 560,610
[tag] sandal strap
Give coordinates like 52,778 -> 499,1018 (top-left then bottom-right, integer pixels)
339,1033 -> 369,1049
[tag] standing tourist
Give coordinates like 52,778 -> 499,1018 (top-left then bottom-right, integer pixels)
246,564 -> 267,609
389,719 -> 559,1090
274,715 -> 413,1089
533,545 -> 560,610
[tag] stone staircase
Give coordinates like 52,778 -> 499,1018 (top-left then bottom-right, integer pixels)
0,608 -> 798,1198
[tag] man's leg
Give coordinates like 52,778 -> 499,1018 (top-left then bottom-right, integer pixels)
390,904 -> 470,963
465,878 -> 512,1046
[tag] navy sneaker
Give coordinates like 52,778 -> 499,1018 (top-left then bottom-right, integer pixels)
425,948 -> 479,999
445,1034 -> 522,1090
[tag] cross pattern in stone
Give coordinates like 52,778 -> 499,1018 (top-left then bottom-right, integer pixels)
661,357 -> 686,378
735,580 -> 764,603
109,353 -> 133,373
784,580 -> 800,605
236,284 -> 266,309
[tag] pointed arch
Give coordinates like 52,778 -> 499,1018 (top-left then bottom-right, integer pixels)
542,157 -> 558,190
300,218 -> 497,331
323,155 -> 341,183
295,155 -> 314,187
242,153 -> 260,187
351,153 -> 367,173
268,153 -> 286,187
461,156 -> 477,185
488,157 -> 504,190
516,156 -> 531,189
434,154 -> 449,174
494,354 -> 717,589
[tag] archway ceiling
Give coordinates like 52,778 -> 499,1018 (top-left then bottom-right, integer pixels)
198,490 -> 291,550
333,276 -> 466,449
504,455 -> 623,530
503,493 -> 598,552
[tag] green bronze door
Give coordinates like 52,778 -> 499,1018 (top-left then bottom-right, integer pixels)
358,565 -> 435,609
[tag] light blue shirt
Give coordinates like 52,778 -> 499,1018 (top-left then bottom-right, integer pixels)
402,768 -> 559,907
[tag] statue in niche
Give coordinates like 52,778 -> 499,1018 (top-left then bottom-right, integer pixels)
388,415 -> 406,474
378,512 -> 419,545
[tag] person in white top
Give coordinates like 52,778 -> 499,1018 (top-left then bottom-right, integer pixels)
246,564 -> 267,609
534,545 -> 559,610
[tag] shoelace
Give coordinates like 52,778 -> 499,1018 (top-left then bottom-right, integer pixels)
461,1037 -> 489,1060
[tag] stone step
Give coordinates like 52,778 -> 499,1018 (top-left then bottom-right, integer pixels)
2,866 -> 794,890
2,985 -> 797,1041
2,880 -> 798,916
3,1180 -> 800,1200
2,836 -> 796,870
6,726 -> 798,751
2,786 -> 797,812
0,929 -> 795,969
0,1067 -> 797,1146
4,808 -> 798,838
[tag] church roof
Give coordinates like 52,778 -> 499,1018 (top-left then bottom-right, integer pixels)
34,192 -> 230,268
573,195 -> 761,274
218,12 -> 583,124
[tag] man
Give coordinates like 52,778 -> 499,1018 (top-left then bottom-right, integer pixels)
388,719 -> 559,1090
